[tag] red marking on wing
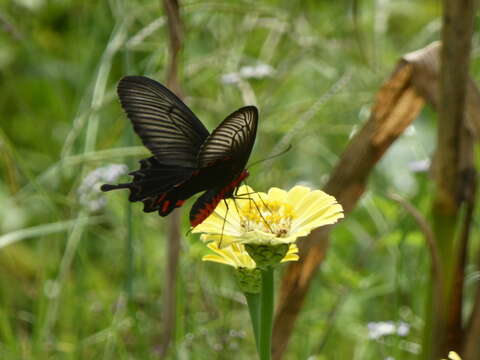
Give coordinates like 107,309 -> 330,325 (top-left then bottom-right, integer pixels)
155,193 -> 166,204
161,200 -> 171,214
190,194 -> 223,227
229,169 -> 249,191
176,200 -> 185,207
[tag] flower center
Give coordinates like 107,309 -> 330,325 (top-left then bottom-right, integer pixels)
239,199 -> 294,237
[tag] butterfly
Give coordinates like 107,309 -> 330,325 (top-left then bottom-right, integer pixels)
101,76 -> 258,227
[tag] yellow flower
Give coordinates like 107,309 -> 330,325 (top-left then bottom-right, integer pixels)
202,242 -> 299,268
193,185 -> 344,248
442,351 -> 462,360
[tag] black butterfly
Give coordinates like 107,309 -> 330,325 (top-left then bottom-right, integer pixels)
101,76 -> 258,226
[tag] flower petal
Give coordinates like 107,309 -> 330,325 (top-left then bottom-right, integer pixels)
202,242 -> 256,268
202,255 -> 234,266
287,185 -> 312,211
292,190 -> 343,230
292,203 -> 344,232
281,253 -> 299,262
267,187 -> 288,202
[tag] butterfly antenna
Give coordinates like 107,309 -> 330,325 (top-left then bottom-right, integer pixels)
247,144 -> 292,169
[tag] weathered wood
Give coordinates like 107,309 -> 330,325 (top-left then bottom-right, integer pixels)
430,0 -> 476,359
435,0 -> 475,215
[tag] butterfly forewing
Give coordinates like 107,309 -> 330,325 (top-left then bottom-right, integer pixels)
198,106 -> 258,169
118,76 -> 210,167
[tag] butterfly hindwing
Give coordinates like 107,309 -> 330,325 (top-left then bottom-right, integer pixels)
189,188 -> 224,227
118,76 -> 210,167
126,157 -> 194,201
143,189 -> 187,216
101,157 -> 195,205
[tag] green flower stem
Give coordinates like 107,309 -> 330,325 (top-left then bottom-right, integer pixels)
259,267 -> 274,360
245,292 -> 260,352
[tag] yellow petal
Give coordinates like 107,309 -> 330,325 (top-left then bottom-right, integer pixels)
293,204 -> 344,232
192,204 -> 242,235
292,189 -> 343,229
449,351 -> 462,360
287,243 -> 299,254
294,190 -> 336,219
202,242 -> 256,268
287,185 -> 312,211
202,255 -> 234,266
267,187 -> 288,202
281,253 -> 299,262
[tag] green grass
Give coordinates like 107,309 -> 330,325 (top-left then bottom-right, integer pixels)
1,0 -> 478,359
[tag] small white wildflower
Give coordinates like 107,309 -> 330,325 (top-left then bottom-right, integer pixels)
240,63 -> 274,79
221,72 -> 241,84
404,124 -> 416,136
367,321 -> 410,340
221,63 -> 275,85
408,159 -> 430,173
368,321 -> 396,339
396,322 -> 410,336
43,279 -> 60,299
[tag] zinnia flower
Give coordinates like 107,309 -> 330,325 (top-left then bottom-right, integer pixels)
193,185 -> 344,248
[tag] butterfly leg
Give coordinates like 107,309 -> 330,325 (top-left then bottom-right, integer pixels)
247,195 -> 274,233
219,199 -> 230,248
232,184 -> 275,233
232,186 -> 275,233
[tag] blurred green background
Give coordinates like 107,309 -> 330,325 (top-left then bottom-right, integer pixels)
1,0 -> 478,359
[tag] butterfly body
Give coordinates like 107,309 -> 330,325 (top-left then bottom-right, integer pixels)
101,76 -> 257,226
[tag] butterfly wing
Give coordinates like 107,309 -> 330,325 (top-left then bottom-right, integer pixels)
189,188 -> 224,227
101,156 -> 195,205
118,76 -> 210,167
197,106 -> 258,171
142,186 -> 189,216
103,76 -> 210,212
189,106 -> 258,226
